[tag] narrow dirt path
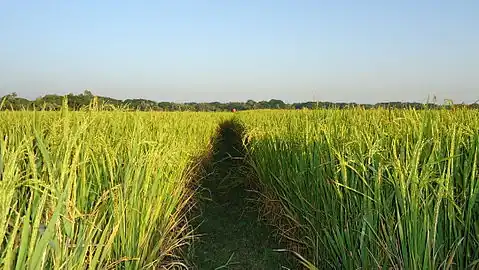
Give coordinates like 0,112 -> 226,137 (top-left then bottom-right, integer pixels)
188,120 -> 295,269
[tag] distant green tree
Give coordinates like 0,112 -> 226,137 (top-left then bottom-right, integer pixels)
267,99 -> 286,109
2,92 -> 478,111
83,90 -> 93,97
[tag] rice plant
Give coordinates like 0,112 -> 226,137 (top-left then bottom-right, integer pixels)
0,104 -> 226,269
241,108 -> 479,269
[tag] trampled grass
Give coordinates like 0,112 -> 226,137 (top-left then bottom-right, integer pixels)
240,108 -> 479,269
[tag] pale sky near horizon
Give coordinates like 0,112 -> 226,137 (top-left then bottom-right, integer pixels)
0,1 -> 478,104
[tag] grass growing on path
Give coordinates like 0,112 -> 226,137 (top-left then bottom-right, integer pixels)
188,120 -> 295,270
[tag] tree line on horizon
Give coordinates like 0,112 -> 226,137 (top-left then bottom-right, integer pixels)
1,91 -> 478,111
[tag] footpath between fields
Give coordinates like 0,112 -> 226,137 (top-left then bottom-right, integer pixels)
187,120 -> 296,269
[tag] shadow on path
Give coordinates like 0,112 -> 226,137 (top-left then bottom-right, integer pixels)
188,119 -> 295,269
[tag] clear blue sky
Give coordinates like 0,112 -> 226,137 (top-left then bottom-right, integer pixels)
1,1 -> 478,103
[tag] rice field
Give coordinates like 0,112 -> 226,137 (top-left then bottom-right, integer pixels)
240,108 -> 479,269
0,106 -> 227,269
2,104 -> 479,269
